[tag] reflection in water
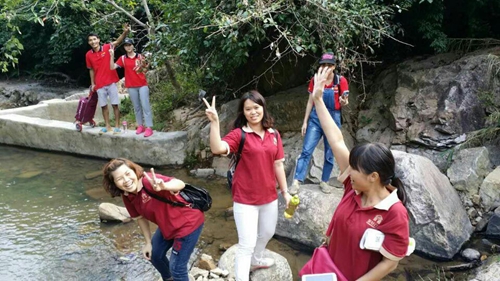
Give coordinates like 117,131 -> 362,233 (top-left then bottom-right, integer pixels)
0,145 -> 311,280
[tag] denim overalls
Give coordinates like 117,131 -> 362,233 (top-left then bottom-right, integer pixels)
294,83 -> 342,183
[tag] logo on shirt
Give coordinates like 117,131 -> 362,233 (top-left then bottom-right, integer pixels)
142,192 -> 152,204
366,215 -> 383,228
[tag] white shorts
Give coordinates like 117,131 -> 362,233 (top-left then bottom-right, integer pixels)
97,83 -> 119,107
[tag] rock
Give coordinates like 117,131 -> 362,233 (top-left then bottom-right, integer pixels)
461,248 -> 481,261
467,255 -> 500,281
275,184 -> 343,248
479,167 -> 500,211
392,150 -> 473,259
190,267 -> 209,279
85,170 -> 102,180
191,168 -> 215,178
212,156 -> 230,177
197,253 -> 217,271
224,207 -> 234,218
486,207 -> 500,237
98,203 -> 131,223
16,170 -> 43,179
447,147 -> 491,194
218,245 -> 293,281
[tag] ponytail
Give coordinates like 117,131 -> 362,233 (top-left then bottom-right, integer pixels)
391,177 -> 407,205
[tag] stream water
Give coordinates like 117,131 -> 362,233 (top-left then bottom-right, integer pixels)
0,144 -> 485,280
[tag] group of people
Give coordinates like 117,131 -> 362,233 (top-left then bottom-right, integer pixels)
86,24 -> 154,137
98,29 -> 410,280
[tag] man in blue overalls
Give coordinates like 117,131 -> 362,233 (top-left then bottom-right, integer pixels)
290,52 -> 350,194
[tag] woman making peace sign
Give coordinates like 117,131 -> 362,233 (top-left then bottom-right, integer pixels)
204,91 -> 292,281
103,158 -> 204,281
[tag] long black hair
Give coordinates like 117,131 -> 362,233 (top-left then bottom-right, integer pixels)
349,143 -> 407,205
232,90 -> 275,129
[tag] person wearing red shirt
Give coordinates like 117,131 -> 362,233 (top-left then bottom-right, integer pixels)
103,158 -> 204,281
303,66 -> 410,280
86,24 -> 129,135
203,91 -> 292,281
110,38 -> 154,137
290,52 -> 350,195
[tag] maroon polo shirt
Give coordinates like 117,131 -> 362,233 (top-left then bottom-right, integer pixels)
86,43 -> 119,90
122,173 -> 204,240
326,176 -> 409,281
222,126 -> 285,205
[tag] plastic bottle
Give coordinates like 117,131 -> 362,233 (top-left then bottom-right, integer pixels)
122,120 -> 128,132
284,195 -> 300,219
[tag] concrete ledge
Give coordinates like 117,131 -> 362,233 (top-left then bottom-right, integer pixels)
0,114 -> 187,165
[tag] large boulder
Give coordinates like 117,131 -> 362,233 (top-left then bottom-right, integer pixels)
468,255 -> 500,281
98,203 -> 131,223
275,184 -> 343,247
393,150 -> 473,259
218,245 -> 292,281
447,147 -> 492,194
354,49 -> 500,172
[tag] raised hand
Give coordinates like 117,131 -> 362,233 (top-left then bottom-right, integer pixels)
123,23 -> 131,33
144,168 -> 166,192
312,66 -> 333,100
203,96 -> 219,123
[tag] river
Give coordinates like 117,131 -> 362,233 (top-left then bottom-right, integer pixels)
0,144 -> 483,280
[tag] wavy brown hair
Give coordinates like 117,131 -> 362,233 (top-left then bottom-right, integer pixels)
232,90 -> 274,129
102,158 -> 144,198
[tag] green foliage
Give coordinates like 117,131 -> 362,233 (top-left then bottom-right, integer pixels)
148,67 -> 203,131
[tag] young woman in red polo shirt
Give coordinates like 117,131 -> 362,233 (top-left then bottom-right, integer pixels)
103,158 -> 204,281
308,66 -> 410,280
109,38 -> 154,137
203,91 -> 292,281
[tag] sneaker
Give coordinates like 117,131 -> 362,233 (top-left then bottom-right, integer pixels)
320,181 -> 333,194
113,128 -> 122,135
144,127 -> 153,138
136,125 -> 145,134
99,127 -> 110,135
250,258 -> 275,271
289,180 -> 300,195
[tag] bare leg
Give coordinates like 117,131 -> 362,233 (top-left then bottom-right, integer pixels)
102,105 -> 112,131
112,104 -> 120,128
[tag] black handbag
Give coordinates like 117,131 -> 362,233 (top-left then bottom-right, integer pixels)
143,183 -> 212,212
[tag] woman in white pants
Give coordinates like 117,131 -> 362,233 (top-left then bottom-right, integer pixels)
203,91 -> 292,281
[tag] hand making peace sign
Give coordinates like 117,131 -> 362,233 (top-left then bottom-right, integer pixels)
203,96 -> 219,123
143,168 -> 168,192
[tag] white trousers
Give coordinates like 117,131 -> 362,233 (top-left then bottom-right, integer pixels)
233,199 -> 278,281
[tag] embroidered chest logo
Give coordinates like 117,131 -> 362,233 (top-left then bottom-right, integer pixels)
366,215 -> 383,228
142,192 -> 152,204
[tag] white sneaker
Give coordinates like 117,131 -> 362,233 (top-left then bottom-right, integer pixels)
289,180 -> 300,195
250,258 -> 275,271
320,181 -> 333,194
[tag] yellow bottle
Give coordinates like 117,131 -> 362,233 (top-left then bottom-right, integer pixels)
284,195 -> 300,219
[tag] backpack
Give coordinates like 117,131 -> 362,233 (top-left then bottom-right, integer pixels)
227,129 -> 246,190
142,183 -> 212,212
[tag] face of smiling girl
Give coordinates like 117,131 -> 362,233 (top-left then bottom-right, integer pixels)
111,164 -> 142,194
243,99 -> 264,125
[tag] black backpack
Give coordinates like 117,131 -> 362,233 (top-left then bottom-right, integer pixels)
143,183 -> 212,212
227,129 -> 246,190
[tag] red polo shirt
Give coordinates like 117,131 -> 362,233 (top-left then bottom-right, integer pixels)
115,54 -> 148,88
86,43 -> 119,90
122,173 -> 204,240
308,75 -> 349,110
222,127 -> 284,205
326,176 -> 409,281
